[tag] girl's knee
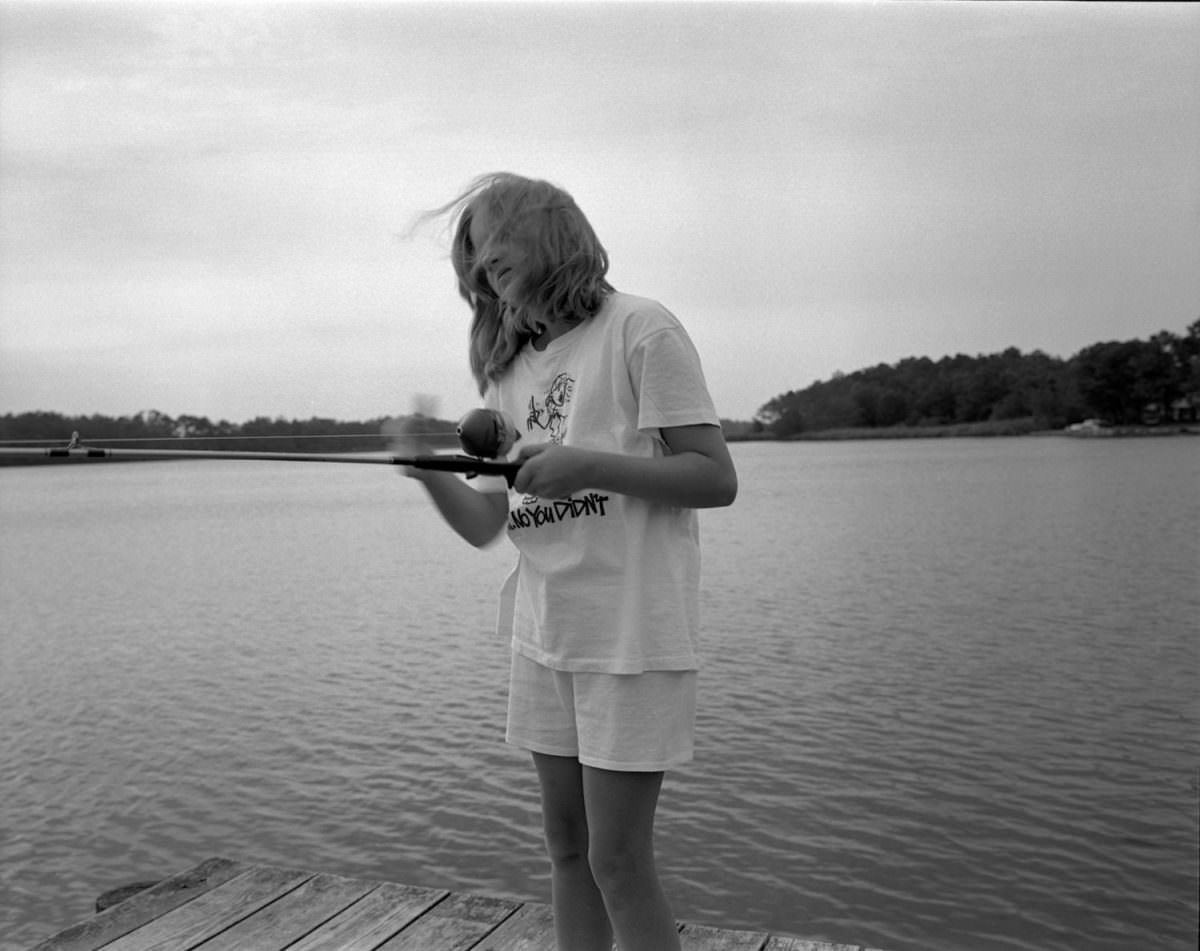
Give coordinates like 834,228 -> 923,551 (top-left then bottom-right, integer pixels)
542,810 -> 590,867
532,754 -> 590,866
587,840 -> 655,898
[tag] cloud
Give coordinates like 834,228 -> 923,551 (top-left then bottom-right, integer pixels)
1,1 -> 1197,422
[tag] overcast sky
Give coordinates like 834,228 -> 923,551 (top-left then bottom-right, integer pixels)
1,0 -> 1197,424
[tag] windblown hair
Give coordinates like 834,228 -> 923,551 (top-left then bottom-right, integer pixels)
430,173 -> 613,393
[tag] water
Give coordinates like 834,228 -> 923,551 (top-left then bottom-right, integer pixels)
1,438 -> 1196,950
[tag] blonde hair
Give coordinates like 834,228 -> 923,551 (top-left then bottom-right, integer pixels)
430,173 -> 613,393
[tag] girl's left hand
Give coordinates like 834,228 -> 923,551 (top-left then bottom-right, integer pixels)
512,444 -> 594,499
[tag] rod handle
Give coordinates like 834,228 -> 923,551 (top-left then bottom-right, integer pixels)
406,454 -> 521,487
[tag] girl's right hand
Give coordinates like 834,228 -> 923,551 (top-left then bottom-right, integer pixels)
381,415 -> 436,480
383,413 -> 510,548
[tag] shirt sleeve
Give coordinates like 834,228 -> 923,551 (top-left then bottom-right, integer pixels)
626,313 -> 721,431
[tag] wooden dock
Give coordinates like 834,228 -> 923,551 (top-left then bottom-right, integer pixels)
30,856 -> 880,951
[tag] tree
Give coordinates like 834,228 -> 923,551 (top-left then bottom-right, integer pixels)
755,325 -> 1193,432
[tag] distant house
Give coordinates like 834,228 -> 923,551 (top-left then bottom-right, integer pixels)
1169,394 -> 1200,423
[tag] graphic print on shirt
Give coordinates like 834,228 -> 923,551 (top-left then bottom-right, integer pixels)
526,372 -> 573,445
509,370 -> 610,531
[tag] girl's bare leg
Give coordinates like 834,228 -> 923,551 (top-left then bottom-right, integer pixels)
582,766 -> 681,951
532,753 -> 614,951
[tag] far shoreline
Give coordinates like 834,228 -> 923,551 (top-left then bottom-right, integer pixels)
723,420 -> 1200,442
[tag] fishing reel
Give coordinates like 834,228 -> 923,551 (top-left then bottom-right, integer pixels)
455,408 -> 521,459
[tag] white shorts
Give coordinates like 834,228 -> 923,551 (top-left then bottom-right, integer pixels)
506,651 -> 697,772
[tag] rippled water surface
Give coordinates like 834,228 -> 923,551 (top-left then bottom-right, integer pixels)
1,438 -> 1197,950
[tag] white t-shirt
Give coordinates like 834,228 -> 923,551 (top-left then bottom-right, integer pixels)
483,292 -> 720,674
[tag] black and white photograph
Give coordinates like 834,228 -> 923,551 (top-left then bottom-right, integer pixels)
1,2 -> 1196,950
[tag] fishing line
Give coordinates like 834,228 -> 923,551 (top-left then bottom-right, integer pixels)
0,432 -> 458,446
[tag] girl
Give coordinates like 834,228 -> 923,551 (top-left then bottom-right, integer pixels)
405,173 -> 736,951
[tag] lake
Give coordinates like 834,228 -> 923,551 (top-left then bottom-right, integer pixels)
1,437 -> 1196,951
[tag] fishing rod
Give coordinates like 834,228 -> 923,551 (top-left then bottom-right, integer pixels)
0,409 -> 525,486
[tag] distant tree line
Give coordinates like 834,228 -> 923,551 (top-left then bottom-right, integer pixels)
0,411 -> 459,452
4,323 -> 1197,446
756,321 -> 1200,437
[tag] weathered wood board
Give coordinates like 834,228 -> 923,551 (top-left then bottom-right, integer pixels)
29,857 -> 879,951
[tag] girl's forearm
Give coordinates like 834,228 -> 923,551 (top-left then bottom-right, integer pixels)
414,471 -> 509,547
582,449 -> 737,508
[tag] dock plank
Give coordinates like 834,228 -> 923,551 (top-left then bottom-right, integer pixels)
30,857 -> 247,951
374,892 -> 523,950
190,872 -> 378,951
763,938 -> 862,951
287,882 -> 450,951
98,864 -> 312,951
471,901 -> 558,951
679,921 -> 769,950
